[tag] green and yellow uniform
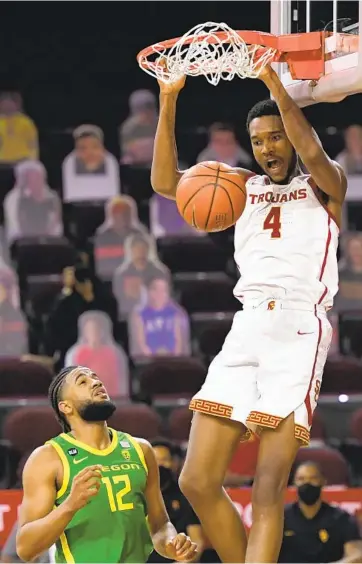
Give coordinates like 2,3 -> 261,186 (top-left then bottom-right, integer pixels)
48,428 -> 153,563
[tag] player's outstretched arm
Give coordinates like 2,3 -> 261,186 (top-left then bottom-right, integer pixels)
259,65 -> 347,206
151,74 -> 187,201
139,438 -> 198,562
16,445 -> 102,561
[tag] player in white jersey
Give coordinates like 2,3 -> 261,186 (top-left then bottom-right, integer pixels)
151,63 -> 346,563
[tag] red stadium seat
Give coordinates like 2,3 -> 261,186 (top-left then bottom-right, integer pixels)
294,446 -> 350,485
138,357 -> 206,403
3,407 -> 61,455
168,406 -> 193,443
349,408 -> 362,442
321,356 -> 362,394
0,358 -> 53,397
108,403 -> 162,440
310,409 -> 326,442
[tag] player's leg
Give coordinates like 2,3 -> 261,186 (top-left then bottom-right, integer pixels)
179,411 -> 249,563
245,308 -> 333,563
180,310 -> 258,562
245,414 -> 300,563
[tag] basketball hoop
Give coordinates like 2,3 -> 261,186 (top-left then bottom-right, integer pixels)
137,22 -> 279,86
137,21 -> 356,86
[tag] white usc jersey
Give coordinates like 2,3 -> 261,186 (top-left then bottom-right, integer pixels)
233,174 -> 339,309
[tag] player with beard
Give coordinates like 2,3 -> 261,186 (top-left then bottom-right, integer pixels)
16,366 -> 197,564
152,63 -> 347,563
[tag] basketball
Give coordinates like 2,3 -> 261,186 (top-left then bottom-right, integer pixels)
176,161 -> 247,232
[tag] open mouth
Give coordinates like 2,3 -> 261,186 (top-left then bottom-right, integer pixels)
266,159 -> 283,173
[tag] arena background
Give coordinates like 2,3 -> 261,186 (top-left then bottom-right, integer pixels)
1,0 -> 362,556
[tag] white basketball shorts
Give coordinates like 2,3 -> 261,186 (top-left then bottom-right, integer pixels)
190,299 -> 333,445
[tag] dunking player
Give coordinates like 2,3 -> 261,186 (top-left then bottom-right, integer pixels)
151,63 -> 346,563
16,366 -> 197,563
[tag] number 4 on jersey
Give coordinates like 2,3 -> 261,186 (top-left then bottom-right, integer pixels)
263,206 -> 281,238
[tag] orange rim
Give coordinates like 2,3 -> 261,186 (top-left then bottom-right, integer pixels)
137,30 -> 358,81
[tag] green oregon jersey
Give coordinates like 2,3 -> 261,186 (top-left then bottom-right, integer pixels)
48,428 -> 153,564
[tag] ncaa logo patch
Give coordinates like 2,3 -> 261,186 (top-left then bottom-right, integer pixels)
68,448 -> 78,456
319,529 -> 329,543
121,450 -> 131,461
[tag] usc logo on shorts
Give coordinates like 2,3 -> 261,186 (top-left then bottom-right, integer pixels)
267,300 -> 275,310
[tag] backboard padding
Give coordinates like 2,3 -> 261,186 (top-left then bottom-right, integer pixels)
270,0 -> 362,106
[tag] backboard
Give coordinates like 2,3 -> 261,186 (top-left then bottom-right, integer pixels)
271,0 -> 362,107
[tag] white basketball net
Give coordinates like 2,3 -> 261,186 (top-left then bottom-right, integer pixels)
138,22 -> 277,86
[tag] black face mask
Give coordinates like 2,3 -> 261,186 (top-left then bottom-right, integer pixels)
297,483 -> 322,506
79,400 -> 116,422
159,465 -> 173,489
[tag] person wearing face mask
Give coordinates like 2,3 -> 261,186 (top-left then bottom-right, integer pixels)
279,462 -> 362,563
148,440 -> 205,563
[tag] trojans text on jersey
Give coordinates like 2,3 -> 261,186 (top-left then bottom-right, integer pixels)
249,188 -> 307,205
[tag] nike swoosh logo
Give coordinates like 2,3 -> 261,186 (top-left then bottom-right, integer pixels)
297,330 -> 314,335
74,456 -> 88,465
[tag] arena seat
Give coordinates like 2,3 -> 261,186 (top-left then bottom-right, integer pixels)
12,236 -> 77,278
25,274 -> 63,318
321,356 -> 362,394
178,276 -> 239,314
310,409 -> 326,443
173,271 -> 231,295
339,311 -> 362,358
63,201 -> 105,241
339,409 -> 362,485
3,407 -> 62,455
350,409 -> 362,443
196,315 -> 234,359
0,358 -> 53,397
120,165 -> 153,208
168,406 -> 193,443
156,236 -> 228,273
108,403 -> 162,440
0,440 -> 19,489
294,446 -> 350,485
138,357 -> 206,402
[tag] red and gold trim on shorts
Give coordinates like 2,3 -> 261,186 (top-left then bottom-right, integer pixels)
246,411 -> 310,446
189,400 -> 310,446
189,398 -> 233,418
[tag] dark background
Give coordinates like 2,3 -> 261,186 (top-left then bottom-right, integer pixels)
0,1 -> 360,162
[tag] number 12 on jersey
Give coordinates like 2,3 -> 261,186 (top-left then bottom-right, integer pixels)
102,475 -> 134,512
263,206 -> 281,238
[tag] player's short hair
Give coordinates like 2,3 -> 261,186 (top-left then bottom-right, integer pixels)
246,99 -> 281,132
48,366 -> 78,432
